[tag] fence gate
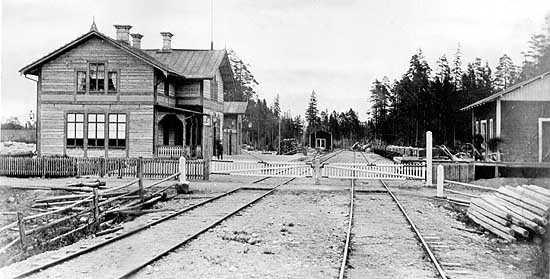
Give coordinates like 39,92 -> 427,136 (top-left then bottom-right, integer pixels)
211,159 -> 312,177
322,162 -> 426,180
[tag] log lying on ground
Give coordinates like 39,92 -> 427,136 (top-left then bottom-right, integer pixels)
67,180 -> 107,188
34,191 -> 127,203
467,184 -> 550,241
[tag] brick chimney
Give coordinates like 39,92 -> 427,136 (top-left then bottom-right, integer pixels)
160,32 -> 173,51
131,33 -> 143,49
114,25 -> 132,44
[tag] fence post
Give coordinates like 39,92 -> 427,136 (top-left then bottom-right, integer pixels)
72,157 -> 78,177
92,188 -> 100,231
137,157 -> 144,203
426,131 -> 433,186
41,156 -> 46,178
313,157 -> 321,185
175,156 -> 190,194
179,157 -> 189,184
437,165 -> 444,197
17,212 -> 27,249
99,157 -> 105,178
203,158 -> 210,180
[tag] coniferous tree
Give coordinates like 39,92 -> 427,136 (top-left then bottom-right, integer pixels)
494,54 -> 518,90
452,44 -> 463,90
227,49 -> 259,101
305,90 -> 319,133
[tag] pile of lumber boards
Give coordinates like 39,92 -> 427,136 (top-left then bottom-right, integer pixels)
468,185 -> 549,242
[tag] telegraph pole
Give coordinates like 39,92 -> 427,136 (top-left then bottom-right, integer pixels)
278,118 -> 281,155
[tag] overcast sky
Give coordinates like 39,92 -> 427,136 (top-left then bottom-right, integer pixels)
2,0 -> 550,123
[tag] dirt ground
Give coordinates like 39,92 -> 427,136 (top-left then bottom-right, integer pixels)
0,151 -> 548,278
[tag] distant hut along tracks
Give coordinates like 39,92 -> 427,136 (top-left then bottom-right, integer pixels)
7,151 -> 340,279
339,151 -> 448,279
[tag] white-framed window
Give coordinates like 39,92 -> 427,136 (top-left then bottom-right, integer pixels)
108,114 -> 127,148
475,121 -> 480,135
66,113 -> 84,148
480,120 -> 487,141
489,118 -> 494,139
87,114 -> 105,148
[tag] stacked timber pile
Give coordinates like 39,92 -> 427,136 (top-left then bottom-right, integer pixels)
280,139 -> 299,155
468,185 -> 549,242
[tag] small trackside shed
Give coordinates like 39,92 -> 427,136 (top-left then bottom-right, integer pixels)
308,129 -> 332,151
461,71 -> 550,163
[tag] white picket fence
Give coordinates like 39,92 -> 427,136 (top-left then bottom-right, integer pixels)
211,159 -> 312,177
323,162 -> 426,180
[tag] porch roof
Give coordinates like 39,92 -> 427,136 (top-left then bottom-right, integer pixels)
223,102 -> 248,114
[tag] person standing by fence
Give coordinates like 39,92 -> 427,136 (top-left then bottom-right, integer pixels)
217,140 -> 224,160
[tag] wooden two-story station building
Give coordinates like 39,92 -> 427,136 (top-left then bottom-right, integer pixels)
20,23 -> 236,159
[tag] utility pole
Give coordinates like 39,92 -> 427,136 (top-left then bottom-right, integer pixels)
278,118 -> 281,155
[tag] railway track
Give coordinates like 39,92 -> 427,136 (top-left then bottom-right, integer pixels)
339,151 -> 447,279
5,150 -> 343,279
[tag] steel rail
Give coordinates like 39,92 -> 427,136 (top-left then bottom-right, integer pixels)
378,179 -> 448,279
116,150 -> 336,278
117,177 -> 297,279
10,150 -> 341,279
338,150 -> 447,279
8,176 -> 276,279
338,170 -> 355,279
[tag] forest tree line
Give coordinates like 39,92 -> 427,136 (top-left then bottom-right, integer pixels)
369,12 -> 550,148
225,49 -> 368,150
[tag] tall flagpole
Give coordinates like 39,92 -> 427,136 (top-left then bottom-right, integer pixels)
210,0 -> 214,50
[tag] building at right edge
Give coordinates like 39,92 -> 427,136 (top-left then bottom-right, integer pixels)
461,71 -> 550,163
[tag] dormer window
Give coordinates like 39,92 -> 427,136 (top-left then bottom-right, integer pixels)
89,63 -> 105,92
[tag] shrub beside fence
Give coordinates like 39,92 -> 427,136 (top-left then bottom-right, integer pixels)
0,156 -> 208,180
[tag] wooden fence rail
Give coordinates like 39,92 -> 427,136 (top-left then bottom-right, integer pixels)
0,156 -> 207,180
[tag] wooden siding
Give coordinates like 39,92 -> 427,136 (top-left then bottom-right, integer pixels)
502,75 -> 550,101
40,104 -> 65,155
203,98 -> 224,112
176,81 -> 201,98
40,37 -> 154,100
128,105 -> 154,157
203,80 -> 211,100
216,69 -> 224,103
501,101 -> 550,162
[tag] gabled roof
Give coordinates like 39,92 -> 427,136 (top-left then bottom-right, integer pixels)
20,30 -> 180,77
461,71 -> 550,111
143,49 -> 224,78
143,49 -> 237,91
223,102 -> 248,114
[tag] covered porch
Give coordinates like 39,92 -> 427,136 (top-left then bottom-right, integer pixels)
155,106 -> 203,158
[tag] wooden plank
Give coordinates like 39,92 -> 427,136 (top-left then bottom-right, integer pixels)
515,186 -> 550,205
499,187 -> 549,211
469,204 -> 511,227
484,195 -> 547,230
467,211 -> 516,242
472,198 -> 512,223
495,192 -> 547,218
524,185 -> 550,198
